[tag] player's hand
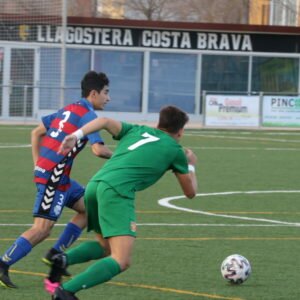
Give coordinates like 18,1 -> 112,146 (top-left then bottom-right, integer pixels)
58,135 -> 77,155
185,148 -> 197,165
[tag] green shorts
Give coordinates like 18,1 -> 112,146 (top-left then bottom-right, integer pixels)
84,181 -> 137,238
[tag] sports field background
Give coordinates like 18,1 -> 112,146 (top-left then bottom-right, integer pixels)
0,125 -> 299,300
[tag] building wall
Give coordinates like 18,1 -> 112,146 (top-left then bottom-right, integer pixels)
97,0 -> 125,18
0,0 -> 62,15
298,0 -> 300,26
68,0 -> 98,17
1,15 -> 300,123
249,0 -> 270,25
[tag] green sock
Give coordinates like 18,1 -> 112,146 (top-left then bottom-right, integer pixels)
62,256 -> 121,293
66,241 -> 105,265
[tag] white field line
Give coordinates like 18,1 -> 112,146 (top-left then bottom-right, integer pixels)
1,130 -> 299,150
0,223 -> 297,227
158,190 -> 300,227
1,126 -> 300,136
0,143 -> 298,151
187,131 -> 300,136
0,127 -> 33,130
186,146 -> 300,151
1,190 -> 300,228
0,143 -> 116,149
136,223 -> 298,227
0,144 -> 31,148
185,133 -> 300,143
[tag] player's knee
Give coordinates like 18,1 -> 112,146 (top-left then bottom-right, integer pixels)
113,256 -> 131,271
103,247 -> 111,257
32,224 -> 52,240
38,228 -> 51,240
70,212 -> 87,229
71,198 -> 86,214
121,260 -> 131,271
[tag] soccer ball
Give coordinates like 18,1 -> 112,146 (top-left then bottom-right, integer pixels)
220,254 -> 251,284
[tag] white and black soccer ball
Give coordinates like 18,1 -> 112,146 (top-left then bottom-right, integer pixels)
220,254 -> 251,284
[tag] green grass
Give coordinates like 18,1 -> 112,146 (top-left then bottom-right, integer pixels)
0,126 -> 300,299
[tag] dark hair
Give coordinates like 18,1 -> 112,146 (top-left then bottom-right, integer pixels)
158,105 -> 189,134
81,71 -> 109,98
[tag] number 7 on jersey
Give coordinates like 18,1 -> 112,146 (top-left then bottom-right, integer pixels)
128,132 -> 160,150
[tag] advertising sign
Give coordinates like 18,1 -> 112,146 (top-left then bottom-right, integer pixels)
263,96 -> 300,127
0,22 -> 300,53
205,95 -> 260,127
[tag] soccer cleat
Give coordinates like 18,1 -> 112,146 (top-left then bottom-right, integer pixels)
44,278 -> 60,295
0,265 -> 17,289
43,249 -> 71,277
52,253 -> 67,268
47,253 -> 70,284
52,286 -> 79,300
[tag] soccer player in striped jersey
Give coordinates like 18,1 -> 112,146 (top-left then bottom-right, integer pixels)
0,71 -> 112,289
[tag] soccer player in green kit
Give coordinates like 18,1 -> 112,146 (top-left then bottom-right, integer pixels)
49,105 -> 198,300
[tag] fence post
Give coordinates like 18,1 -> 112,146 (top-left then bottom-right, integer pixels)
60,0 -> 67,108
202,90 -> 206,127
259,91 -> 263,128
23,85 -> 28,122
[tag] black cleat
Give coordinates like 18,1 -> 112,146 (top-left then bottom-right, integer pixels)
47,253 -> 70,283
42,248 -> 59,266
52,286 -> 79,300
43,249 -> 71,277
0,264 -> 17,288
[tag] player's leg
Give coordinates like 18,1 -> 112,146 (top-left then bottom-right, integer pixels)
43,180 -> 85,266
47,233 -> 110,276
65,233 -> 110,266
42,198 -> 85,267
22,217 -> 55,244
45,233 -> 111,294
61,180 -> 113,264
0,183 -> 63,288
45,181 -> 110,294
108,234 -> 135,271
53,235 -> 134,299
52,182 -> 136,297
0,217 -> 55,288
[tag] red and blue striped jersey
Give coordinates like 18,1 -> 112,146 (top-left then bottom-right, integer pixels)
34,98 -> 104,191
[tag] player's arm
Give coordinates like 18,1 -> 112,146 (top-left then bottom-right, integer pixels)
31,123 -> 47,166
59,118 -> 122,155
90,143 -> 112,159
174,148 -> 198,199
80,117 -> 122,137
80,112 -> 114,159
175,172 -> 197,199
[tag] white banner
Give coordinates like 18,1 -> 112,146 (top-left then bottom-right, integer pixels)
263,96 -> 300,127
205,95 -> 260,127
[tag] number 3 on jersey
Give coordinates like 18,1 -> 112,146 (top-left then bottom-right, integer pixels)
50,111 -> 71,138
128,132 -> 160,150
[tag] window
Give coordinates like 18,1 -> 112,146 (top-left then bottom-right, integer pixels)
40,48 -> 91,109
149,52 -> 197,113
65,49 -> 91,105
252,57 -> 299,93
94,50 -> 143,112
39,47 -> 61,109
202,55 -> 249,92
10,48 -> 34,116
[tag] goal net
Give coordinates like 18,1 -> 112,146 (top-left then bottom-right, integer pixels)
0,0 -> 65,121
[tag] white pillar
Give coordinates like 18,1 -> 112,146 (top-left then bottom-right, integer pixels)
60,0 -> 67,108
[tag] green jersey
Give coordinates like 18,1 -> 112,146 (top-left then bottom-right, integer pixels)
91,122 -> 189,198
